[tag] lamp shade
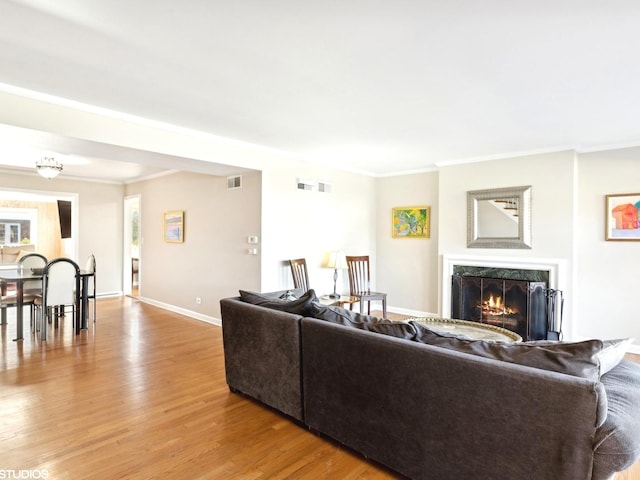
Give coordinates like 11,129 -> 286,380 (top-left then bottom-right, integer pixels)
327,251 -> 347,269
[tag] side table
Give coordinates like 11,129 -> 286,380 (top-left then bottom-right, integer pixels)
319,295 -> 359,309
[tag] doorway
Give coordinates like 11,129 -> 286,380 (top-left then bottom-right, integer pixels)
124,195 -> 141,297
0,189 -> 77,261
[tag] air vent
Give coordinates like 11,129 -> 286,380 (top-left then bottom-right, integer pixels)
227,175 -> 242,189
296,178 -> 315,191
318,182 -> 332,194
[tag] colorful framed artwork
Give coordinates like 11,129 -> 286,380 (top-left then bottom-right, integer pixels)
392,206 -> 430,238
164,210 -> 184,243
605,193 -> 640,241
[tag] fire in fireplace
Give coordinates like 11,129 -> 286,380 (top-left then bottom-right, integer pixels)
451,274 -> 562,341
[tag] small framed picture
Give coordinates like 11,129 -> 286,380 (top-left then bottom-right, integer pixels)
164,211 -> 184,243
392,206 -> 430,238
605,193 -> 640,241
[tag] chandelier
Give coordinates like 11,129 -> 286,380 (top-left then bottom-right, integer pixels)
36,157 -> 63,179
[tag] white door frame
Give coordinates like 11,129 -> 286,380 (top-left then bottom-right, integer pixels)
123,194 -> 141,296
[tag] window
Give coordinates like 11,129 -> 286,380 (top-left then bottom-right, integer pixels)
0,221 -> 26,244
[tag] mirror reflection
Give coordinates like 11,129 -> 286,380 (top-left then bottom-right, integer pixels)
467,186 -> 531,249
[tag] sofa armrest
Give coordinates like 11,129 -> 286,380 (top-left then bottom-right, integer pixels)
220,297 -> 304,422
301,318 -> 603,480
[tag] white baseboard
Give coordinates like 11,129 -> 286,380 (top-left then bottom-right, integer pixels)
136,296 -> 221,327
387,305 -> 439,319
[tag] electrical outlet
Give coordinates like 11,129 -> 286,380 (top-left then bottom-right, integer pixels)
195,297 -> 202,305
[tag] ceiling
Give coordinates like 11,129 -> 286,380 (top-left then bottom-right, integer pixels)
1,0 -> 640,182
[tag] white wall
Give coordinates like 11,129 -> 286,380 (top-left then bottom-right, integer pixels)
261,160 -> 377,296
576,149 -> 640,344
376,172 -> 439,315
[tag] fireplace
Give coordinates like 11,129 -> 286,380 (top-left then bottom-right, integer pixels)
442,255 -> 567,341
451,275 -> 552,340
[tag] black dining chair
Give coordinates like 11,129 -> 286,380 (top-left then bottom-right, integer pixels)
34,258 -> 81,340
1,253 -> 46,330
18,252 -> 47,296
85,254 -> 97,323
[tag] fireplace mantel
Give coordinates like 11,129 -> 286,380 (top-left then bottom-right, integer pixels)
441,254 -> 567,319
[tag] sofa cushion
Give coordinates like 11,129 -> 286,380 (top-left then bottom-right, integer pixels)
310,303 -> 383,326
311,303 -> 416,339
410,321 -> 630,381
593,360 -> 640,478
239,288 -> 318,316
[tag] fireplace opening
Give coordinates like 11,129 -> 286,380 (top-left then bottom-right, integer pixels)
451,273 -> 563,341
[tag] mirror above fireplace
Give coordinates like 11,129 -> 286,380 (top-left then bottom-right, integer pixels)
467,185 -> 532,249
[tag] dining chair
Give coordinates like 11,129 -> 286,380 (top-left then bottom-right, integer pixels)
18,253 -> 47,295
289,258 -> 310,291
0,286 -> 38,328
0,253 -> 46,328
345,255 -> 387,318
85,254 -> 97,322
34,258 -> 81,341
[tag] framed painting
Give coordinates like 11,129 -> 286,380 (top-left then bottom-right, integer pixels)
164,210 -> 184,243
392,206 -> 430,238
605,193 -> 640,241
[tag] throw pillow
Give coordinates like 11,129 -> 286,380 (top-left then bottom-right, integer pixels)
362,321 -> 417,340
311,303 -> 416,340
598,338 -> 635,375
310,303 -> 383,326
239,288 -> 318,316
410,321 -> 631,381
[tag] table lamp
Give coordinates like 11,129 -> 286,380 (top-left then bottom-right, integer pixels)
327,251 -> 347,299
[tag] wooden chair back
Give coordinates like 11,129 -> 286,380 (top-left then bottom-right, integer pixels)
345,255 -> 371,295
289,258 -> 310,291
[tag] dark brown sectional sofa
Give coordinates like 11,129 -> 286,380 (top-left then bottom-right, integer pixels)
220,289 -> 640,480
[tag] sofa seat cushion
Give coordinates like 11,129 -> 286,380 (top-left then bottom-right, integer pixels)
410,321 -> 630,381
593,360 -> 640,479
311,303 -> 416,339
239,288 -> 318,316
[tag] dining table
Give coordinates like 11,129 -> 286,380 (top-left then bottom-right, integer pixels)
0,268 -> 95,341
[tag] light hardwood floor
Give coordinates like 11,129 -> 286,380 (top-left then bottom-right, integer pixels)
0,299 -> 637,479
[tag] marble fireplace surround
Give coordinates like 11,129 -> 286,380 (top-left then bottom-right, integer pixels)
441,254 -> 569,335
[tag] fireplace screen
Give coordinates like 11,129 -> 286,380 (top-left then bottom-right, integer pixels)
451,275 -> 548,341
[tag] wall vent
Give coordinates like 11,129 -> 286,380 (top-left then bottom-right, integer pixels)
227,175 -> 242,189
318,182 -> 332,193
297,178 -> 315,191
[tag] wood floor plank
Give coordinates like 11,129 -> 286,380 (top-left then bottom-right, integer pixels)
0,299 -> 637,479
0,298 -> 400,479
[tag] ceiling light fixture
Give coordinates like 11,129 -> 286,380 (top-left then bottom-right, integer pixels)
36,157 -> 63,179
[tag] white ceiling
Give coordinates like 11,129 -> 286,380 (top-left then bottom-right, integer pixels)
1,0 -> 640,181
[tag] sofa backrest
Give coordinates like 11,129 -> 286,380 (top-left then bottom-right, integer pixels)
300,317 -> 604,480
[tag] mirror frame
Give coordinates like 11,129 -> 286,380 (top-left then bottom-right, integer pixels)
467,185 -> 532,249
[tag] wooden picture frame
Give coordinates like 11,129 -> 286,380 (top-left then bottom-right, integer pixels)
164,210 -> 184,243
605,193 -> 640,241
392,206 -> 430,238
